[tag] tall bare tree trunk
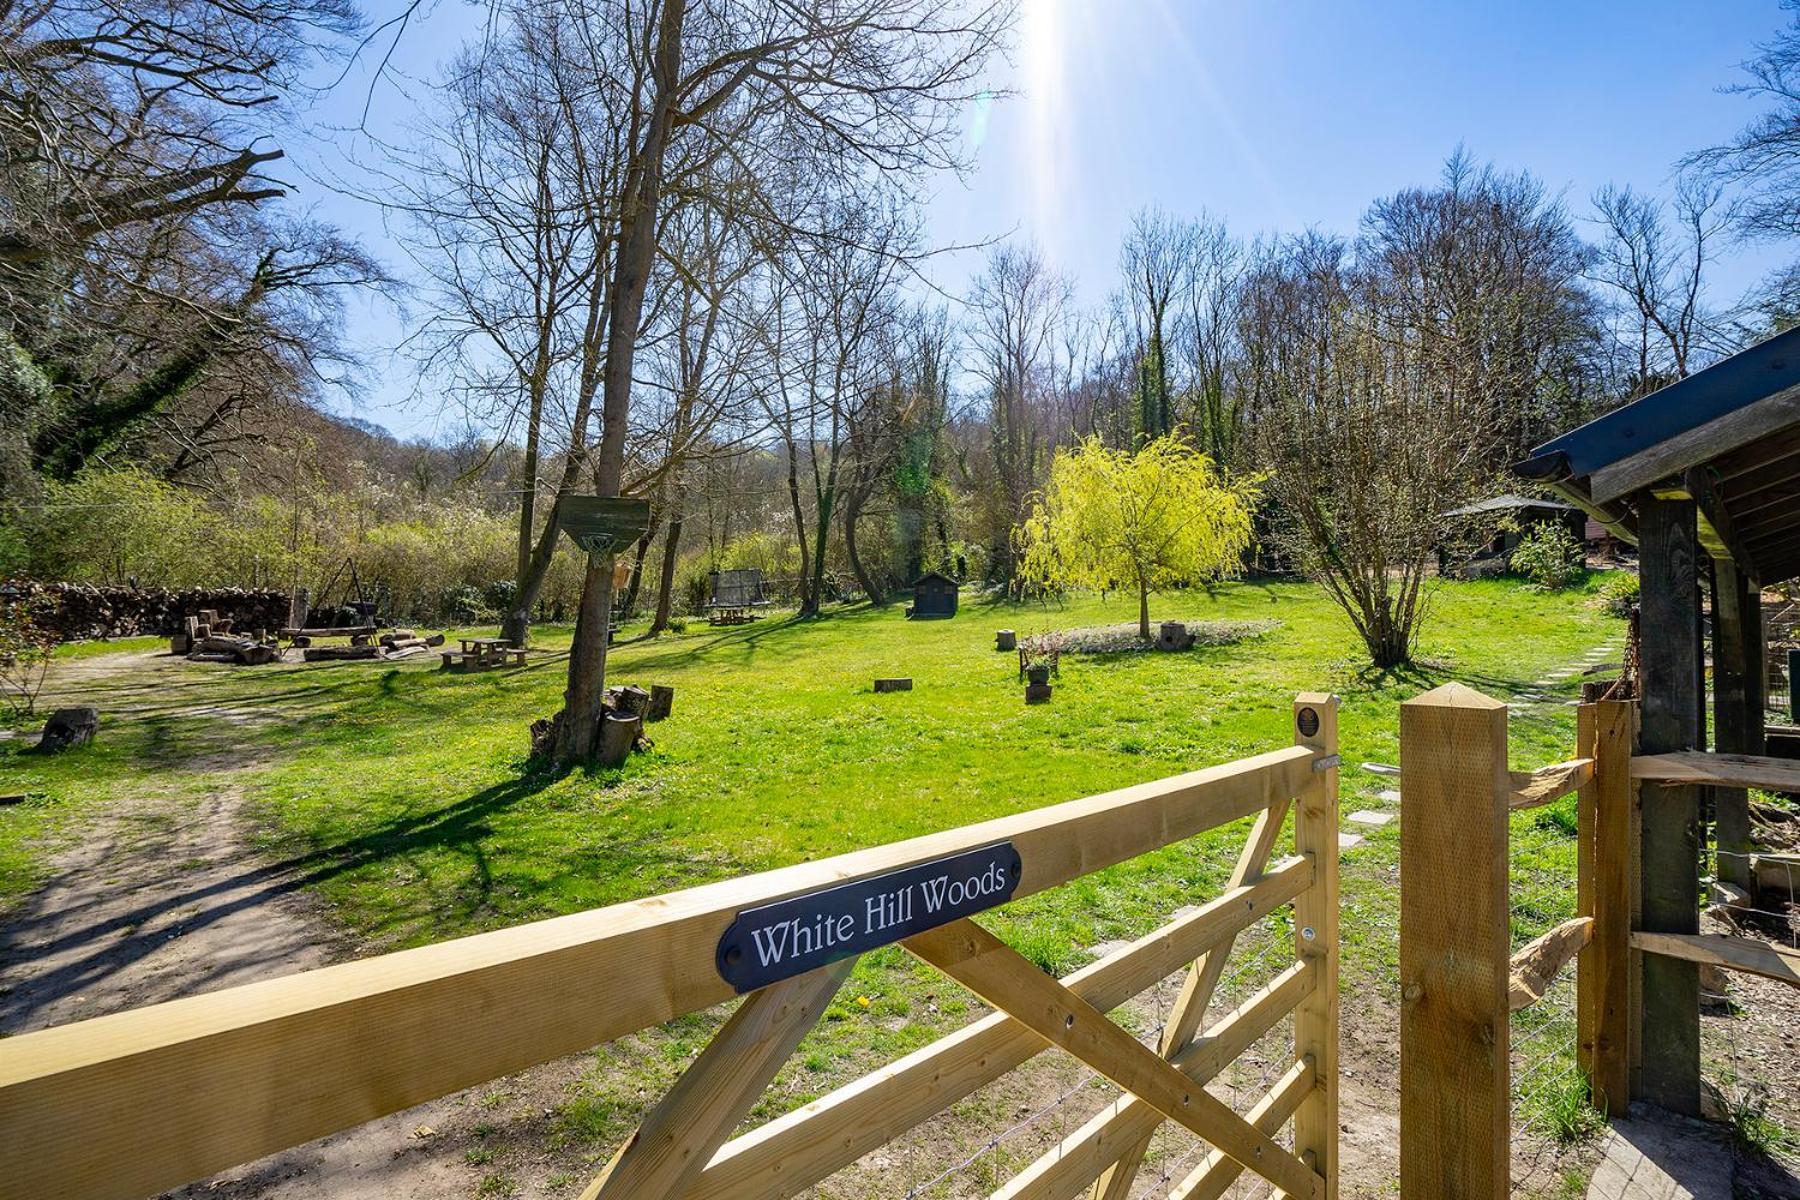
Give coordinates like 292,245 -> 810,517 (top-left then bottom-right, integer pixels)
651,512 -> 684,632
552,0 -> 684,764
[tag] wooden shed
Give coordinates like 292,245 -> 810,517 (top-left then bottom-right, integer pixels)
907,571 -> 959,619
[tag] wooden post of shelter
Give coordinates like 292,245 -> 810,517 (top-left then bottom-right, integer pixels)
1399,682 -> 1510,1200
1576,699 -> 1634,1117
1636,494 -> 1703,1115
1712,559 -> 1762,891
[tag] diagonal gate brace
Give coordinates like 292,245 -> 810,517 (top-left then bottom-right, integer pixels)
905,918 -> 1324,1200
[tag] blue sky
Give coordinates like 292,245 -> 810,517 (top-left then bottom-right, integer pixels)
291,0 -> 1794,437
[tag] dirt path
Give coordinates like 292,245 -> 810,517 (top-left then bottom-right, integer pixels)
0,650 -> 592,1199
0,779 -> 336,1032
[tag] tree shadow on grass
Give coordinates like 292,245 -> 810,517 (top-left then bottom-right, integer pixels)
0,759 -> 731,1027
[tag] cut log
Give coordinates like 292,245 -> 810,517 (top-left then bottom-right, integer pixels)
616,685 -> 651,717
647,685 -> 674,721
303,644 -> 381,662
1025,682 -> 1052,704
873,678 -> 913,693
598,712 -> 641,767
279,626 -> 378,639
996,630 -> 1016,651
169,635 -> 191,656
378,629 -> 418,647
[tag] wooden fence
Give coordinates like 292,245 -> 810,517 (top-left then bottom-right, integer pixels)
1397,683 -> 1800,1198
0,695 -> 1345,1200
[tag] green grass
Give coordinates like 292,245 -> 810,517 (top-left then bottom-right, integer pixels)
0,575 -> 1628,1168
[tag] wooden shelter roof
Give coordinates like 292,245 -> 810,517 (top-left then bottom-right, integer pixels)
1515,324 -> 1800,584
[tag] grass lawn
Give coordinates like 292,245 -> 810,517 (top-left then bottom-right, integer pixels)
0,575 -> 1627,1192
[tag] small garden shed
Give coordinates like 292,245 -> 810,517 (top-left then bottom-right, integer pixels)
907,572 -> 959,619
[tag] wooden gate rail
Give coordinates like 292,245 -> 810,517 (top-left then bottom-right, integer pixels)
1398,685 -> 1634,1199
0,702 -> 1336,1200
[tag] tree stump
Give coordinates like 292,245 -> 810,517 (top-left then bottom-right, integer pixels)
647,685 -> 675,721
874,678 -> 913,693
996,630 -> 1016,651
37,707 -> 98,753
1157,621 -> 1191,652
598,711 -> 641,767
1024,683 -> 1052,704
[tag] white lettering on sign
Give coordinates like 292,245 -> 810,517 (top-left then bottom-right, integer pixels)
716,843 -> 1022,991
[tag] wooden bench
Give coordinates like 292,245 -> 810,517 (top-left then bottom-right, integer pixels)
440,642 -> 529,672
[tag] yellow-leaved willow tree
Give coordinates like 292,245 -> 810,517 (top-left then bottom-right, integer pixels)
1016,434 -> 1259,639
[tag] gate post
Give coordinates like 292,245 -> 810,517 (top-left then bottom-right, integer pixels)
1293,692 -> 1340,1198
1399,683 -> 1510,1200
1577,700 -> 1634,1117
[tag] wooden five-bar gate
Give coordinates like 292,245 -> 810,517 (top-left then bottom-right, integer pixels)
0,695 -> 1345,1200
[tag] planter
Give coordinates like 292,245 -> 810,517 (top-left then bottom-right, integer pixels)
1025,663 -> 1051,687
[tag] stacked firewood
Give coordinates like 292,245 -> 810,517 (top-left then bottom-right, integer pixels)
175,611 -> 284,665
3,581 -> 288,641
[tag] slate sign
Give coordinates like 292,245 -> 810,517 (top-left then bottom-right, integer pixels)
716,842 -> 1023,992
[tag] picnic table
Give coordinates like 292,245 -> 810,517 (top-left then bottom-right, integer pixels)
441,638 -> 528,672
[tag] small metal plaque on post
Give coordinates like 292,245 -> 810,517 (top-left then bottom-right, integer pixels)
556,496 -> 652,557
716,843 -> 1022,992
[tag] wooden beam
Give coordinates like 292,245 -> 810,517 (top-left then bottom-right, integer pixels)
905,919 -> 1322,1200
1577,701 -> 1635,1118
1399,682 -> 1510,1200
1291,692 -> 1340,1199
1165,1059 -> 1317,1200
1590,384 -> 1800,505
1508,759 -> 1595,811
1509,918 -> 1594,1012
1685,467 -> 1756,573
693,861 -> 1315,1200
0,745 -> 1318,1200
1630,932 -> 1800,989
583,961 -> 850,1200
1635,494 -> 1703,1116
990,962 -> 1316,1200
1630,751 -> 1800,792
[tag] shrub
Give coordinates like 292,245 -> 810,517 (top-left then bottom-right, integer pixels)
1511,522 -> 1585,590
1596,572 -> 1639,617
666,616 -> 688,634
0,598 -> 56,721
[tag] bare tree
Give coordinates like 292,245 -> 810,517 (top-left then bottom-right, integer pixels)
1591,179 -> 1736,393
1118,207 -> 1191,440
1243,232 -> 1497,668
967,241 -> 1069,581
527,0 -> 1010,762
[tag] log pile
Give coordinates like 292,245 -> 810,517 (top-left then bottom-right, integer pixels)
182,613 -> 284,666
3,581 -> 288,641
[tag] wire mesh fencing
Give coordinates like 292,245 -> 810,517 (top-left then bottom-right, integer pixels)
1700,842 -> 1800,1180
